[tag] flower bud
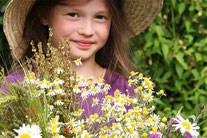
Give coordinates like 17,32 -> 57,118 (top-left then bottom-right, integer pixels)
199,104 -> 205,111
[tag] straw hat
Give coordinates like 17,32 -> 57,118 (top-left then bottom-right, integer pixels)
3,0 -> 163,60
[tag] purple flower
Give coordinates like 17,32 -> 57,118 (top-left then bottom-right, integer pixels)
150,133 -> 160,138
185,134 -> 193,138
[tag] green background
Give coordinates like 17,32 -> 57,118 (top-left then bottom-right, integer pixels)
1,0 -> 207,136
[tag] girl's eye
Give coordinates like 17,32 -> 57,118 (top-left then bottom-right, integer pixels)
67,12 -> 78,18
96,15 -> 106,20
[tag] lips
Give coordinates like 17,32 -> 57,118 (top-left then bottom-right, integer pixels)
72,40 -> 95,48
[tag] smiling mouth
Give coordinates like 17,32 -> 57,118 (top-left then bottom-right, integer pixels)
72,40 -> 95,48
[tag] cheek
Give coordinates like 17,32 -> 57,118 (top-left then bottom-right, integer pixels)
51,22 -> 76,47
98,24 -> 111,43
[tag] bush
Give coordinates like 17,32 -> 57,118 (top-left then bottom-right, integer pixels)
132,0 -> 207,136
0,0 -> 12,70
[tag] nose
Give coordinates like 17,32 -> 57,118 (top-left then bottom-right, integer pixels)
78,19 -> 94,36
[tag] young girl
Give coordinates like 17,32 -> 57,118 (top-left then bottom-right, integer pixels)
1,0 -> 163,116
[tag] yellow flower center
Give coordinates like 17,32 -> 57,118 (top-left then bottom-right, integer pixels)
152,126 -> 157,133
162,117 -> 167,123
20,134 -> 31,138
131,122 -> 136,127
46,81 -> 50,85
147,95 -> 152,100
160,90 -> 164,94
69,121 -> 73,126
84,134 -> 89,138
143,111 -> 148,115
72,128 -> 77,133
104,126 -> 108,130
76,59 -> 81,63
130,71 -> 135,75
52,118 -> 57,124
55,85 -> 60,90
55,78 -> 60,82
145,80 -> 150,85
128,79 -> 132,84
74,85 -> 78,89
115,125 -> 119,130
120,105 -> 125,109
148,85 -> 153,89
152,117 -> 157,122
88,82 -> 93,86
182,122 -> 191,130
98,78 -> 102,83
105,84 -> 109,87
115,89 -> 120,94
129,128 -> 134,134
142,133 -> 148,137
137,87 -> 143,91
31,72 -> 35,77
52,125 -> 57,133
139,73 -> 143,78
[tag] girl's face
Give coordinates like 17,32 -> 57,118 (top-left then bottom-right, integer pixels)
44,0 -> 111,61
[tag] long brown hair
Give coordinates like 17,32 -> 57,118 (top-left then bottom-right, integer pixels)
23,0 -> 136,77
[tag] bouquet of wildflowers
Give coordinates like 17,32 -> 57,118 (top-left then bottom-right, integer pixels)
0,29 -> 205,138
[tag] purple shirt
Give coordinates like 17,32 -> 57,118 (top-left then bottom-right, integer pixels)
1,69 -> 134,117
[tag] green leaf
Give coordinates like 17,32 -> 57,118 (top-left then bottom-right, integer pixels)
175,80 -> 182,91
175,52 -> 188,70
185,21 -> 191,33
155,26 -> 164,36
161,44 -> 169,63
171,0 -> 177,8
161,71 -> 172,82
191,69 -> 200,79
195,52 -> 202,61
176,63 -> 183,79
185,102 -> 193,110
153,98 -> 165,105
178,3 -> 186,15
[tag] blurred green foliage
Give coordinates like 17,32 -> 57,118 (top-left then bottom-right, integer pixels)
132,0 -> 207,136
0,0 -> 12,70
0,0 -> 207,136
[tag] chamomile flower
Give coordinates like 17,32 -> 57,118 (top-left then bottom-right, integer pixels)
73,85 -> 81,93
54,85 -> 64,94
172,114 -> 200,137
156,89 -> 166,96
80,130 -> 92,138
73,58 -> 82,66
30,89 -> 42,97
97,78 -> 104,86
112,123 -> 123,135
53,78 -> 64,86
159,123 -> 166,130
92,97 -> 99,107
23,75 -> 37,85
54,100 -> 64,106
14,124 -> 42,138
150,114 -> 161,126
143,94 -> 154,103
47,89 -> 56,96
49,124 -> 60,134
37,79 -> 52,89
80,88 -> 89,100
76,119 -> 85,130
54,67 -> 64,74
